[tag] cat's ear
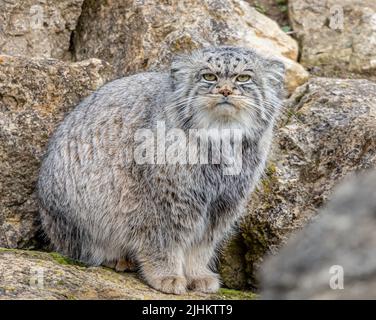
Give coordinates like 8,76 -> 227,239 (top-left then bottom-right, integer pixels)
170,54 -> 191,88
170,55 -> 188,77
170,60 -> 180,85
264,58 -> 286,95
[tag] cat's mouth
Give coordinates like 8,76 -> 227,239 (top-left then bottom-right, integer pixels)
216,101 -> 235,107
214,98 -> 239,111
203,95 -> 242,116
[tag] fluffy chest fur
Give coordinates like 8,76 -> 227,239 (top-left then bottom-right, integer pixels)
134,130 -> 270,223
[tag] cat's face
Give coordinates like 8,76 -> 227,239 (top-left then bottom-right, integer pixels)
170,46 -> 285,135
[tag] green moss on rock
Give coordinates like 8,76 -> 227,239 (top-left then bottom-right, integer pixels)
49,252 -> 85,267
217,288 -> 257,300
219,234 -> 248,289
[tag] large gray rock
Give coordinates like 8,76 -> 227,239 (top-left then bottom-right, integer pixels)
0,0 -> 84,60
260,170 -> 376,299
221,78 -> 376,288
0,55 -> 115,248
72,0 -> 308,93
289,0 -> 376,77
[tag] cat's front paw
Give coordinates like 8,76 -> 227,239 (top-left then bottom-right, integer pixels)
149,275 -> 187,295
188,274 -> 220,293
102,258 -> 137,272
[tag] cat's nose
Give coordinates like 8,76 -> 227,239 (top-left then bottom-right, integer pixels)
218,88 -> 233,97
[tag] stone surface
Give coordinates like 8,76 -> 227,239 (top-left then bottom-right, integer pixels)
260,170 -> 376,299
72,0 -> 308,93
0,248 -> 255,300
0,0 -> 84,60
221,77 -> 376,288
245,0 -> 290,28
0,55 -> 115,249
289,0 -> 376,76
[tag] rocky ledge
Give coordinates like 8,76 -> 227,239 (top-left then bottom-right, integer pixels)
0,248 -> 255,300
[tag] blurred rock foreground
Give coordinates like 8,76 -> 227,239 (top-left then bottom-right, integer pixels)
0,0 -> 376,299
260,170 -> 376,299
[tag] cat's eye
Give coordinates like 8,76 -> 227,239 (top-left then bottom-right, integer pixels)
236,74 -> 251,82
202,73 -> 217,82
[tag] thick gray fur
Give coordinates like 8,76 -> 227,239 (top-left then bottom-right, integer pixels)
37,46 -> 285,294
